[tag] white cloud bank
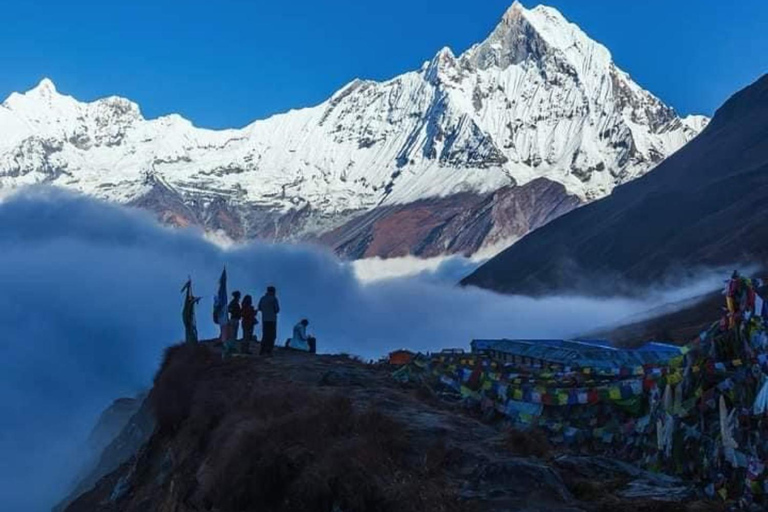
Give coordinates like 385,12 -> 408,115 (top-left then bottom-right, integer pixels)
0,188 -> 726,510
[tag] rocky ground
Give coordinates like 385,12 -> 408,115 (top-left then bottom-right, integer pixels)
65,343 -> 725,512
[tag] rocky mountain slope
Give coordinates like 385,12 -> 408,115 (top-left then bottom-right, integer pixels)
64,343 -> 715,512
56,396 -> 154,512
462,74 -> 768,295
588,290 -> 724,347
0,2 -> 705,258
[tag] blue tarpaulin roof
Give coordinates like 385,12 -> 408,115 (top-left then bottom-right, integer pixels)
471,339 -> 682,368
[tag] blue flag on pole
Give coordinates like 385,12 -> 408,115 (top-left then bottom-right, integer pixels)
213,267 -> 228,325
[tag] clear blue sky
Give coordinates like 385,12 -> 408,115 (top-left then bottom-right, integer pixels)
2,0 -> 765,129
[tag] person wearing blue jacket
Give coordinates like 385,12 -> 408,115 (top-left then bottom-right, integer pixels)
287,318 -> 316,354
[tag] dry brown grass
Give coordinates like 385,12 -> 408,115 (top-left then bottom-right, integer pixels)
144,344 -> 471,512
150,343 -> 215,434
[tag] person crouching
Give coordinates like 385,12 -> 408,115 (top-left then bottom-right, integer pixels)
286,319 -> 316,354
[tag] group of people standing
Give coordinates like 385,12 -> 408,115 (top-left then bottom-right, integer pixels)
182,272 -> 316,358
225,286 -> 281,356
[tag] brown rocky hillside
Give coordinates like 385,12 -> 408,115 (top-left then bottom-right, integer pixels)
65,344 -> 723,512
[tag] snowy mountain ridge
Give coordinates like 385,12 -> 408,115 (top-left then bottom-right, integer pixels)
0,2 -> 707,257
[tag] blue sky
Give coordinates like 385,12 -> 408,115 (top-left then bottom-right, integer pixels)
1,0 -> 765,128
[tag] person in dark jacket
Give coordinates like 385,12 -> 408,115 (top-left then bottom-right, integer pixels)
222,291 -> 242,359
240,294 -> 257,353
228,291 -> 242,341
258,286 -> 280,355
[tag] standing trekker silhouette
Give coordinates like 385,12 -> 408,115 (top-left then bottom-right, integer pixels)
228,291 -> 242,341
241,294 -> 257,353
258,286 -> 280,356
221,290 -> 242,359
213,268 -> 229,342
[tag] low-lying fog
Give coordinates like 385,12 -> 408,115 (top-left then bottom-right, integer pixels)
0,188 -> 726,510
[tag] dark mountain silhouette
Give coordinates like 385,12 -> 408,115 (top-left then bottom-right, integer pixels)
462,75 -> 768,296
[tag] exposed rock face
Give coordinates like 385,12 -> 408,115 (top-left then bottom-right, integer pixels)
88,397 -> 144,462
321,178 -> 580,259
0,3 -> 705,258
462,74 -> 768,296
56,396 -> 155,512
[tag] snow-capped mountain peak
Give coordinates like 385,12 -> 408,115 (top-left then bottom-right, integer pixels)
4,77 -> 77,112
494,1 -> 610,65
0,2 -> 708,259
2,77 -> 144,143
4,78 -> 73,121
503,0 -> 525,18
523,4 -> 608,55
425,46 -> 460,84
25,77 -> 58,97
464,2 -> 612,93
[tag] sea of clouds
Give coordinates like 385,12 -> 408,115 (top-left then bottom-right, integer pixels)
0,188 -> 728,510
